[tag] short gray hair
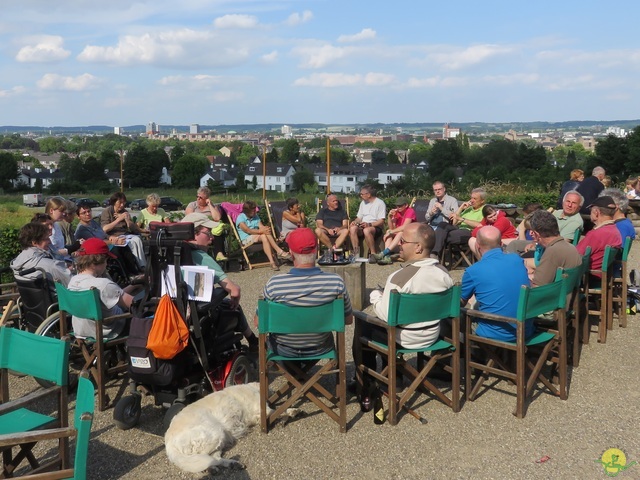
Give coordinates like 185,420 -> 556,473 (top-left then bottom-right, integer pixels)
601,188 -> 628,212
146,193 -> 160,206
471,188 -> 486,201
197,186 -> 211,198
564,190 -> 584,206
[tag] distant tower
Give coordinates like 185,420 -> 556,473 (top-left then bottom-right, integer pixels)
190,124 -> 200,134
146,122 -> 158,135
114,127 -> 123,135
281,125 -> 293,138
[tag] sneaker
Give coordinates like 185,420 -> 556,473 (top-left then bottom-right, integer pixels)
377,255 -> 392,265
371,252 -> 385,262
215,252 -> 228,261
368,254 -> 378,264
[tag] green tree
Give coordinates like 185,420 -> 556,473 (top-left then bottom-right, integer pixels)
387,150 -> 399,164
124,144 -> 167,188
408,143 -> 430,165
278,139 -> 300,164
0,152 -> 18,190
594,134 -> 628,179
171,154 -> 208,188
291,168 -> 316,192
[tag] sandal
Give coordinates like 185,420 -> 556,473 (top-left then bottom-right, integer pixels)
271,263 -> 280,271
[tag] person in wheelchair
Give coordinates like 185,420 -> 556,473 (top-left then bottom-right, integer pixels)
11,222 -> 72,291
184,213 -> 259,353
67,238 -> 141,339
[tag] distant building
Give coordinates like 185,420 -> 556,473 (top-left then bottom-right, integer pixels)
146,122 -> 159,135
190,124 -> 200,134
606,126 -> 626,137
219,146 -> 232,157
114,127 -> 123,135
443,123 -> 461,139
281,125 -> 293,138
244,162 -> 295,192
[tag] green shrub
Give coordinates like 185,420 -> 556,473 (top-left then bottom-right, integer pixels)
0,227 -> 20,268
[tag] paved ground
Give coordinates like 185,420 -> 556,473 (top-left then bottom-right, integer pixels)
10,246 -> 640,479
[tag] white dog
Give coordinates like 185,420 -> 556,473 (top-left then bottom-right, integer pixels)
164,382 -> 299,474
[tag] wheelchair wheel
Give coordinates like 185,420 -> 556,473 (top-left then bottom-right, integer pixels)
113,394 -> 142,430
163,402 -> 185,432
34,313 -> 81,391
225,354 -> 253,388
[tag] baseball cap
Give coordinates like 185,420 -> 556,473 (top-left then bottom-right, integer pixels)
182,213 -> 217,229
77,238 -> 117,258
286,228 -> 317,254
587,196 -> 616,209
395,196 -> 409,206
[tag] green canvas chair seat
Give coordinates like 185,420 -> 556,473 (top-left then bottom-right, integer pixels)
354,285 -> 462,426
462,279 -> 567,418
258,297 -> 347,433
0,327 -> 70,477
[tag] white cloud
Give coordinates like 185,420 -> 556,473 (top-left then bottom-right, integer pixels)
36,73 -> 101,91
482,73 -> 540,86
292,44 -> 349,69
285,10 -> 313,26
213,14 -> 259,29
429,44 -> 514,70
260,50 -> 278,64
0,85 -> 26,97
337,28 -> 376,43
158,74 -> 224,88
293,72 -> 395,88
16,35 -> 71,63
405,76 -> 469,88
77,29 -> 250,68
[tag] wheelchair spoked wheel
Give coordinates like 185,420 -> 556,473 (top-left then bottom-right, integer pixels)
113,394 -> 142,430
225,354 -> 254,388
34,313 -> 82,391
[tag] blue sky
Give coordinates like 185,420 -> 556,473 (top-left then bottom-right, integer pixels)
1,0 -> 639,127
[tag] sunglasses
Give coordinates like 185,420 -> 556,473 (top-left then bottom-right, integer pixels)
400,238 -> 419,246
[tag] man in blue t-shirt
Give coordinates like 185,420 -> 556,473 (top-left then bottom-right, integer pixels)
461,225 -> 533,342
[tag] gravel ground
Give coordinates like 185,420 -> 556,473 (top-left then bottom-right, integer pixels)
9,246 -> 640,480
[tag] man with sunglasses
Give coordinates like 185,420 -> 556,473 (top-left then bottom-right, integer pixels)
353,223 -> 454,407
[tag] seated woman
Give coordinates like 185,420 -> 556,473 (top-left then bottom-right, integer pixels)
137,193 -> 171,232
468,205 -> 517,258
100,192 -> 146,271
10,222 -> 72,290
44,196 -> 76,262
75,202 -> 141,277
279,197 -> 306,241
372,196 -> 416,264
236,200 -> 290,271
185,213 -> 258,352
67,238 -> 140,339
184,186 -> 226,261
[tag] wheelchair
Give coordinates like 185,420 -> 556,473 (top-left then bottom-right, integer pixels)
112,222 -> 255,431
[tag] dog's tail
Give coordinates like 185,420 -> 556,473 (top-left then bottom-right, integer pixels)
165,443 -> 223,473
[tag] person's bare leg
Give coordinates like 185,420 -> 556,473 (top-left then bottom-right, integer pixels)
334,230 -> 349,249
363,226 -> 378,254
258,234 -> 277,266
468,237 -> 480,259
316,228 -> 332,249
349,225 -> 360,253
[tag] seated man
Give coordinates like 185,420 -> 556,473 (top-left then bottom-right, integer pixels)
67,238 -> 140,339
315,194 -> 349,251
372,196 -> 417,264
349,185 -> 386,258
354,223 -> 454,404
100,192 -> 146,271
461,226 -> 533,342
184,186 -> 226,261
11,222 -> 72,291
553,190 -> 584,241
424,181 -> 458,230
254,228 -> 353,357
576,196 -> 622,275
528,210 -> 582,287
432,188 -> 486,259
183,212 -> 258,352
601,188 -> 636,241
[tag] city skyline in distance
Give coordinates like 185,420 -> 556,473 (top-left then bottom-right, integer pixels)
2,1 -> 640,127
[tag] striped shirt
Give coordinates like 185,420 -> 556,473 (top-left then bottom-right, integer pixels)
263,267 -> 352,355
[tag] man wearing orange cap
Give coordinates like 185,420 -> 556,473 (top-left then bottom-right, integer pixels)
255,228 -> 353,357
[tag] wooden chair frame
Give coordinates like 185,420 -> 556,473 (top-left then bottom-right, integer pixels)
258,297 -> 347,433
612,237 -> 632,330
353,285 -> 461,426
584,246 -> 619,344
227,210 -> 272,270
0,327 -> 70,477
55,284 -> 130,411
462,280 -> 567,418
265,199 -> 288,244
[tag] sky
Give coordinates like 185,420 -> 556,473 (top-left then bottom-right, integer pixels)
1,0 -> 640,127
